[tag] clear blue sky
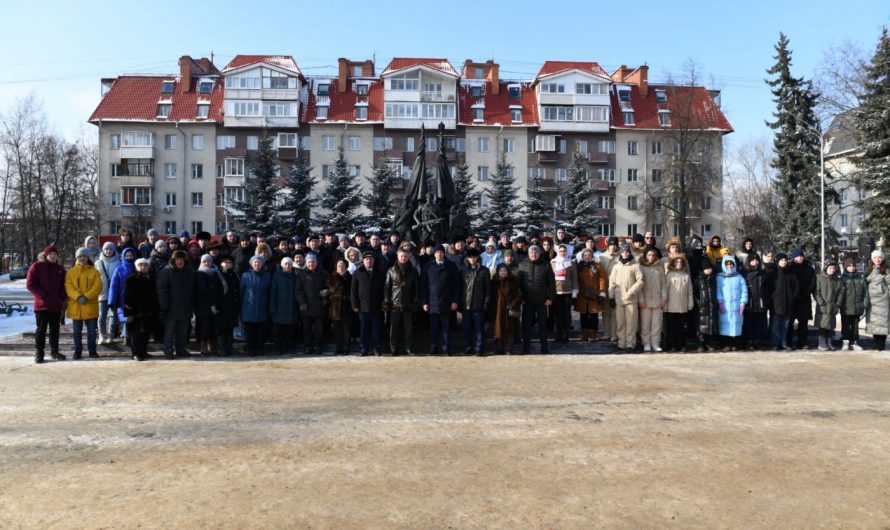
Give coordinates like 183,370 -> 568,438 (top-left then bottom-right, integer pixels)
2,0 -> 887,149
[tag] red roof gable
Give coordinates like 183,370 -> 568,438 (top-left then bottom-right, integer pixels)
611,84 -> 732,132
381,58 -> 458,77
304,80 -> 384,123
88,76 -> 224,123
223,55 -> 302,76
536,61 -> 608,79
457,82 -> 538,126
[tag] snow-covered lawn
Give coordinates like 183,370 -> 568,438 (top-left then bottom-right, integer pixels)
0,310 -> 34,340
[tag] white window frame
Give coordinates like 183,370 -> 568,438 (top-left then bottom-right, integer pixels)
316,106 -> 329,120
164,134 -> 176,150
555,168 -> 567,182
477,166 -> 489,181
477,137 -> 490,153
224,158 -> 245,177
628,141 -> 638,155
322,135 -> 335,151
192,134 -> 204,150
247,136 -> 259,150
627,169 -> 638,182
216,135 -> 236,150
348,136 -> 361,151
191,192 -> 204,208
278,133 -> 298,148
165,192 -> 176,207
503,138 -> 515,153
191,163 -> 203,179
164,163 -> 176,179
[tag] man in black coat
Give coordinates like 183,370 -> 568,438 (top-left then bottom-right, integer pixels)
350,251 -> 386,355
295,253 -> 329,355
460,249 -> 490,356
421,244 -> 461,355
517,245 -> 556,354
231,235 -> 254,276
123,258 -> 158,361
216,255 -> 240,355
787,248 -> 816,349
156,250 -> 196,359
384,248 -> 420,355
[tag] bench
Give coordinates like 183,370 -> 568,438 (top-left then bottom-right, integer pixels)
0,301 -> 27,317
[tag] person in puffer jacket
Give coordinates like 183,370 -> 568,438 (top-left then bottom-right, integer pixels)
108,247 -> 137,344
609,244 -> 645,352
65,247 -> 102,359
838,257 -> 868,351
716,254 -> 748,351
814,259 -> 842,351
694,260 -> 719,352
95,242 -> 121,344
638,248 -> 667,353
742,253 -> 771,350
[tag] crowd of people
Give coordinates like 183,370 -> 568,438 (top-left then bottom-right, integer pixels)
24,226 -> 890,364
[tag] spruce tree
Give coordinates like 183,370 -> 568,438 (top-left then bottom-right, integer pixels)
316,148 -> 362,234
766,33 -> 830,254
851,26 -> 890,242
522,168 -> 550,233
362,160 -> 400,231
451,161 -> 479,225
477,152 -> 518,235
231,134 -> 278,235
562,152 -> 600,234
277,155 -> 317,238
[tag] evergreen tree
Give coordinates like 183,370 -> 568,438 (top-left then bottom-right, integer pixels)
316,148 -> 362,234
277,155 -> 317,238
477,152 -> 518,235
231,134 -> 278,235
561,152 -> 601,234
851,26 -> 890,242
362,160 -> 400,231
452,161 -> 479,221
522,168 -> 550,233
766,33 -> 831,254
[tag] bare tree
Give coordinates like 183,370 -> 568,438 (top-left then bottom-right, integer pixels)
813,40 -> 867,121
723,138 -> 782,249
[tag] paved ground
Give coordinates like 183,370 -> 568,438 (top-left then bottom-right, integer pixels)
1,350 -> 889,529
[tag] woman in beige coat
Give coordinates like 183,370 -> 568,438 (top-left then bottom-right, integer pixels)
609,244 -> 645,352
664,254 -> 694,352
638,248 -> 667,352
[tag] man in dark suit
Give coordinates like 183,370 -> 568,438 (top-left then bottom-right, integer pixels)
420,244 -> 460,355
350,251 -> 386,356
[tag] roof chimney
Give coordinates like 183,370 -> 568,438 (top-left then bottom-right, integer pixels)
487,60 -> 500,95
627,65 -> 649,96
611,65 -> 632,83
179,55 -> 193,93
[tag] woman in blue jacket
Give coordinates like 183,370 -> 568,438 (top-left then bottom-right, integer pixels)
240,255 -> 272,356
717,254 -> 748,351
108,247 -> 136,344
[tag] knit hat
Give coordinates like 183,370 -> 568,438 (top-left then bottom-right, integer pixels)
528,244 -> 542,254
776,252 -> 788,262
502,249 -> 513,258
43,245 -> 58,256
791,248 -> 804,259
465,248 -> 480,258
102,241 -> 116,252
280,257 -> 295,267
433,244 -> 446,254
305,252 -> 318,262
823,258 -> 838,269
179,230 -> 190,239
249,255 -> 265,266
200,254 -> 214,265
485,241 -> 496,248
746,253 -> 761,266
632,233 -> 644,244
146,228 -> 159,237
187,240 -> 200,249
75,247 -> 88,259
155,239 -> 168,249
872,249 -> 885,260
620,244 -> 632,254
607,236 -> 619,247
134,258 -> 150,267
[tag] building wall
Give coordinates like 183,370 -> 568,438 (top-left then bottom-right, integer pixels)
463,126 -> 529,212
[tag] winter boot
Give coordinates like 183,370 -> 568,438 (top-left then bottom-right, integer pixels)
200,340 -> 210,355
50,351 -> 66,361
842,340 -> 850,351
817,336 -> 829,351
35,350 -> 44,364
852,341 -> 864,351
217,336 -> 229,356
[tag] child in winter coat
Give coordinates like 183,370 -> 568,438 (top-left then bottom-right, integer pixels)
716,254 -> 748,351
814,259 -> 842,351
609,244 -> 645,353
95,242 -> 121,344
638,248 -> 667,352
838,257 -> 868,351
664,254 -> 693,352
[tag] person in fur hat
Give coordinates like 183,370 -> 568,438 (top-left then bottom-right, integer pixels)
27,245 -> 67,363
664,253 -> 693,352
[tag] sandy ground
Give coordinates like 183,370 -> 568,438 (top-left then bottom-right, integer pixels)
1,351 -> 889,529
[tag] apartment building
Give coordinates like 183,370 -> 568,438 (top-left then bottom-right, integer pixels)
824,111 -> 873,253
90,54 -> 731,239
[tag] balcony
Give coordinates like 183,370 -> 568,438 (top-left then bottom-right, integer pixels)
587,152 -> 609,164
589,179 -> 610,191
120,175 -> 153,187
420,91 -> 455,102
224,176 -> 245,188
120,205 -> 154,217
277,147 -> 298,160
537,151 -> 560,164
120,145 -> 154,159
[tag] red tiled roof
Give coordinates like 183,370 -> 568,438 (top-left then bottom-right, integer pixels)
88,76 -> 224,123
304,79 -> 384,123
457,82 -> 538,126
611,84 -> 733,132
381,58 -> 458,77
536,61 -> 608,79
223,55 -> 302,76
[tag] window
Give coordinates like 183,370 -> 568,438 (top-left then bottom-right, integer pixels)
110,192 -> 120,206
841,189 -> 849,203
859,188 -> 867,200
373,137 -> 394,151
216,164 -> 223,178
511,108 -> 522,122
471,85 -> 483,98
426,137 -> 437,151
390,73 -> 419,91
224,187 -> 245,205
555,196 -> 567,209
508,85 -> 521,99
598,196 -> 615,209
355,106 -> 368,120
504,138 -> 516,153
555,168 -> 567,181
279,133 -> 298,148
247,136 -> 258,150
165,192 -> 176,207
215,192 -> 224,207
477,166 -> 489,181
198,81 -> 213,94
535,135 -> 556,152
623,112 -> 634,125
122,187 -> 152,205
348,136 -> 361,151
318,84 -> 330,96
403,137 -> 415,152
477,137 -> 489,153
355,83 -> 369,96
191,193 -> 204,207
543,106 -> 573,121
628,141 -> 638,155
596,140 -> 616,154
659,111 -> 671,126
597,168 -> 616,181
421,103 -> 455,118
322,135 -> 335,151
472,108 -> 484,121
164,134 -> 176,150
840,214 -> 849,228
316,106 -> 328,120
126,160 -> 152,176
575,106 -> 609,122
156,104 -> 172,118
122,132 -> 152,147
618,89 -> 631,102
528,167 -> 545,179
673,141 -> 682,155
300,136 -> 311,150
653,224 -> 663,237
348,165 -> 361,178
478,193 -> 490,208
455,137 -> 466,152
627,169 -> 638,182
164,163 -> 176,178
216,135 -> 236,150
191,221 -> 203,234
224,159 -> 244,177
652,142 -> 663,155
700,224 -> 712,237
701,196 -> 712,210
559,140 -> 567,154
599,224 -> 615,236
263,102 -> 296,117
191,164 -> 203,179
653,197 -> 663,210
110,134 -> 120,150
578,140 -> 588,155
541,83 -> 565,93
110,164 -> 120,177
655,89 -> 668,102
192,134 -> 204,150
228,101 -> 261,116
385,103 -> 419,118
652,169 -> 663,182
423,82 -> 442,94
164,221 -> 177,235
196,104 -> 209,118
321,165 -> 334,178
225,76 -> 260,89
627,224 -> 639,236
161,81 -> 174,94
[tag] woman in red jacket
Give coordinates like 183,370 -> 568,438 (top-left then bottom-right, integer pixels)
26,245 -> 67,363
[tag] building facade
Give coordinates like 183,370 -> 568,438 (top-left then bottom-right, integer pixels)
90,54 -> 732,239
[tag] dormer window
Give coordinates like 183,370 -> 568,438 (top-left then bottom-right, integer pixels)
161,81 -> 174,94
508,85 -> 521,100
470,85 -> 483,98
198,81 -> 213,94
355,83 -> 369,96
354,66 -> 363,77
656,89 -> 668,102
475,67 -> 484,78
157,103 -> 172,118
511,108 -> 522,123
618,89 -> 631,102
317,83 -> 330,96
472,108 -> 484,121
623,111 -> 634,125
390,72 -> 420,91
196,104 -> 209,118
355,107 -> 368,120
316,106 -> 328,120
659,111 -> 671,126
